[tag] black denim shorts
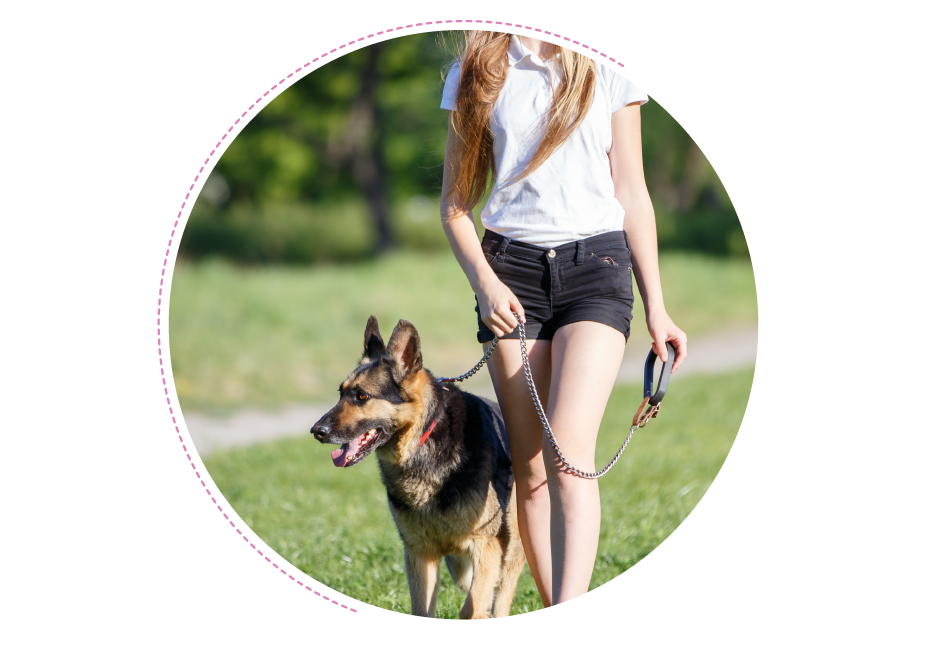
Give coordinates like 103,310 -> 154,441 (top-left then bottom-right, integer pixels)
475,229 -> 635,344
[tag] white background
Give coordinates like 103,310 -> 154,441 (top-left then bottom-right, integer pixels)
2,1 -> 924,667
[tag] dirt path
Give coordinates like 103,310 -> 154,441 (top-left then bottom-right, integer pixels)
185,325 -> 757,456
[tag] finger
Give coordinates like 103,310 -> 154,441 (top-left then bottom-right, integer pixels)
509,297 -> 526,323
491,311 -> 515,335
670,334 -> 688,373
652,336 -> 668,363
499,305 -> 519,331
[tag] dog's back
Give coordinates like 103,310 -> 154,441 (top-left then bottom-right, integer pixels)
461,391 -> 514,519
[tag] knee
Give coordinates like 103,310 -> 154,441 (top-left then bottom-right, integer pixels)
542,443 -> 597,489
546,467 -> 598,505
513,462 -> 548,504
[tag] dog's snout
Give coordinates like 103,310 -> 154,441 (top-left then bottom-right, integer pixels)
311,421 -> 331,440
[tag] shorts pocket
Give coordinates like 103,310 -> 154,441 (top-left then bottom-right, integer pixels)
589,252 -> 619,267
586,249 -> 633,300
481,238 -> 503,266
589,246 -> 631,269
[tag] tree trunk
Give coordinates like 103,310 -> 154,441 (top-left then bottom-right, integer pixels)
349,42 -> 394,253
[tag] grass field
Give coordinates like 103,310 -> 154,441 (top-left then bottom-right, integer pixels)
202,367 -> 753,617
170,250 -> 756,411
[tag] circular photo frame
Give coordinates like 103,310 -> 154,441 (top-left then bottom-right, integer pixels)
161,23 -> 757,619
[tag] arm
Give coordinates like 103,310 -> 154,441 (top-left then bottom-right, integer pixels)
609,103 -> 688,372
440,117 -> 523,338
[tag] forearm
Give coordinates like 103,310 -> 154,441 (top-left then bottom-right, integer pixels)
621,193 -> 667,319
440,113 -> 498,294
440,207 -> 496,293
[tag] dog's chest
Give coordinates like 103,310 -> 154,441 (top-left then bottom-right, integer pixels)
374,391 -> 511,555
384,478 -> 503,554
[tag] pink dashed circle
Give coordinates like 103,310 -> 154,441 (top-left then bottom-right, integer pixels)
160,19 -> 626,616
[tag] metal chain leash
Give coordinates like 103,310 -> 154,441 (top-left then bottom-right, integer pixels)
513,316 -> 638,479
436,336 -> 498,384
439,312 -> 651,480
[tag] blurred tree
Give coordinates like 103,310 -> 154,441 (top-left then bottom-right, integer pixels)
640,101 -> 746,256
345,41 -> 393,251
180,31 -> 746,264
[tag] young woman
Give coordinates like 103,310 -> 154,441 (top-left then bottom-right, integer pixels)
439,32 -> 688,607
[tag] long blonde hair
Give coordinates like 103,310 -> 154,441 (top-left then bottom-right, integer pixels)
445,31 -> 597,212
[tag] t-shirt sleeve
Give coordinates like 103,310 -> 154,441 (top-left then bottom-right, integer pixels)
440,62 -> 461,111
604,67 -> 649,112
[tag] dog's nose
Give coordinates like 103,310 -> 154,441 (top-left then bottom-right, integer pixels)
311,422 -> 330,440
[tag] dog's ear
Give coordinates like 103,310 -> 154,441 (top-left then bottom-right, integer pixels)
386,319 -> 422,379
363,315 -> 385,359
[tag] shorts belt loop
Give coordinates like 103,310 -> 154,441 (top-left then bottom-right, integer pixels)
498,237 -> 511,264
623,230 -> 631,250
575,239 -> 585,265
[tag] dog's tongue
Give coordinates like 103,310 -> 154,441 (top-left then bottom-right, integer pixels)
331,435 -> 364,467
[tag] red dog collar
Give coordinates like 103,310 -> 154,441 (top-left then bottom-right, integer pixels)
418,419 -> 437,445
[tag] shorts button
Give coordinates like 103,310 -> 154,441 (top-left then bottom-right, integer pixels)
548,249 -> 556,258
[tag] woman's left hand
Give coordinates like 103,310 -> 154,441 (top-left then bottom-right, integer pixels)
647,310 -> 687,373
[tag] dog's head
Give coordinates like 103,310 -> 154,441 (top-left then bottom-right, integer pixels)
311,315 -> 430,467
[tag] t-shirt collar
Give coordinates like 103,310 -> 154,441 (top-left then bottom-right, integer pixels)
508,35 -> 559,69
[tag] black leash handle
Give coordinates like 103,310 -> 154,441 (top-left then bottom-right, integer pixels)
644,342 -> 676,406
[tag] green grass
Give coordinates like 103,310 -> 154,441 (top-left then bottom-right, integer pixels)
202,367 -> 753,617
170,250 -> 756,411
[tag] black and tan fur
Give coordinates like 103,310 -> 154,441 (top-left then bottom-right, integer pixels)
311,316 -> 525,618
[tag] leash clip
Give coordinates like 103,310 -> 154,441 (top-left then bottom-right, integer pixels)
633,398 -> 661,428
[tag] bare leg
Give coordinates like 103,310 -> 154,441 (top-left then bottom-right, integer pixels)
545,321 -> 626,604
484,338 -> 553,607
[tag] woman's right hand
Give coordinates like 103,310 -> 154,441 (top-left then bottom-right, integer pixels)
475,275 -> 525,339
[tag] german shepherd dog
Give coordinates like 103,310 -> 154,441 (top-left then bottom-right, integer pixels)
310,316 -> 525,618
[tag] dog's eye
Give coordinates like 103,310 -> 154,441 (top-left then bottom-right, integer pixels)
358,393 -> 369,401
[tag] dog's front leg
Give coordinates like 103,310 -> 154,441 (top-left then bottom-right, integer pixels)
405,548 -> 440,617
459,539 -> 502,619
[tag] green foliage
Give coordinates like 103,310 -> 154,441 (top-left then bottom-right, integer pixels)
640,101 -> 747,256
176,201 -> 375,264
209,37 -> 447,206
169,249 -> 756,411
202,368 -> 753,616
180,31 -> 747,264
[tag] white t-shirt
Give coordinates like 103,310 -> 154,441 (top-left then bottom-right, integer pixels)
441,35 -> 649,247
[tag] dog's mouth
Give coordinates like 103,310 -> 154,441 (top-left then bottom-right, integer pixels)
331,428 -> 383,468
